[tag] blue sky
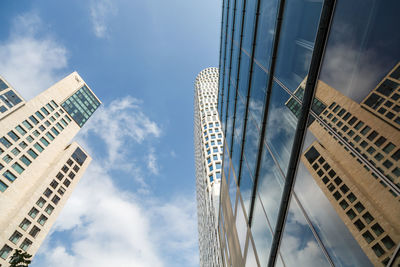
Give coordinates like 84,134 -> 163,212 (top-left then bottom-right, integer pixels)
0,1 -> 221,266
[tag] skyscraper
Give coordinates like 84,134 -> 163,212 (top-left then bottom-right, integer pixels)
217,0 -> 399,266
194,67 -> 223,267
0,72 -> 100,266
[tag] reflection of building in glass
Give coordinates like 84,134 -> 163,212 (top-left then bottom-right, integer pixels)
216,0 -> 399,266
362,62 -> 400,130
194,68 -> 223,267
298,65 -> 400,265
0,73 -> 100,266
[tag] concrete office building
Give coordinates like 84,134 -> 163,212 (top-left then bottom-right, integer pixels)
0,72 -> 100,266
194,68 -> 223,267
217,0 -> 399,266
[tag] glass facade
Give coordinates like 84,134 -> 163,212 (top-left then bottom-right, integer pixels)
61,85 -> 100,127
217,0 -> 400,266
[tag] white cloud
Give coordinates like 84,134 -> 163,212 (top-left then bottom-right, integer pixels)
0,13 -> 67,100
32,96 -> 197,267
79,96 -> 161,166
147,148 -> 159,175
89,0 -> 117,38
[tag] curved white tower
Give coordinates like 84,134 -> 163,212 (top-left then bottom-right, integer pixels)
194,67 -> 223,267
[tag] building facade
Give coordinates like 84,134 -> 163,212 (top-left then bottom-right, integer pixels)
0,72 -> 100,266
194,68 -> 224,267
217,0 -> 399,266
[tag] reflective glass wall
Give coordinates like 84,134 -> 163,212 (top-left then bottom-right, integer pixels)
217,0 -> 400,266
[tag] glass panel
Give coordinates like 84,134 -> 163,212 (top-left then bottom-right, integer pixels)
61,85 -> 100,127
251,195 -> 273,266
274,0 -> 323,92
239,160 -> 254,214
257,144 -> 284,231
253,0 -> 279,69
236,199 -> 248,256
245,239 -> 258,267
248,63 -> 268,131
264,82 -> 298,174
278,197 -> 331,266
241,0 -> 257,54
293,134 -> 372,266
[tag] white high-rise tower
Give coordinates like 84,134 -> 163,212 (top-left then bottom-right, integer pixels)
194,67 -> 223,267
0,72 -> 100,266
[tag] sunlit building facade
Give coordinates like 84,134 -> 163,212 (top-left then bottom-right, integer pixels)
217,0 -> 399,266
0,72 -> 100,266
194,68 -> 223,267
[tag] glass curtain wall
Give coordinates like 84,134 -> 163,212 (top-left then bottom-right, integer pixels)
217,0 -> 400,266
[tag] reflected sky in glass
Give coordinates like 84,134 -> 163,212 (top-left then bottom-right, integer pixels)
257,144 -> 284,231
264,82 -> 298,175
274,0 -> 322,92
319,0 -> 400,103
279,197 -> 330,267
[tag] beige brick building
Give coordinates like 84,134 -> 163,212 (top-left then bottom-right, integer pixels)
0,72 -> 100,266
299,64 -> 400,266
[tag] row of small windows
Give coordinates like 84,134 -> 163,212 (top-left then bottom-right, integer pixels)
0,153 -> 82,260
305,146 -> 396,263
0,101 -> 71,192
321,102 -> 399,189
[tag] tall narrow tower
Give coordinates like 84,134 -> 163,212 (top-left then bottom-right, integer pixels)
0,72 -> 100,266
194,68 -> 223,267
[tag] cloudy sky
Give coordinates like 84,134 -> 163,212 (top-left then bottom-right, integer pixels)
0,1 -> 221,266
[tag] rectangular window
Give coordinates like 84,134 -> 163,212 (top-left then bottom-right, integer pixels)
3,170 -> 17,182
34,143 -> 44,153
37,215 -> 48,226
19,141 -> 28,149
46,103 -> 55,111
35,111 -> 44,120
26,135 -> 34,143
56,172 -> 64,180
19,218 -> 31,231
28,207 -> 39,219
19,238 -> 32,251
51,127 -> 59,136
32,130 -> 40,137
0,244 -> 12,259
15,125 -> 27,136
44,120 -> 51,127
56,122 -> 64,131
45,132 -> 54,141
9,231 -> 22,244
19,155 -> 31,167
29,115 -> 39,125
0,137 -> 12,148
22,120 -> 33,130
36,197 -> 46,208
43,188 -> 53,198
8,131 -> 20,141
50,179 -> 58,189
58,187 -> 66,195
63,179 -> 71,187
11,148 -> 20,156
45,204 -> 54,215
41,107 -> 50,115
12,162 -> 25,174
40,137 -> 49,147
61,118 -> 67,127
51,100 -> 58,108
27,149 -> 38,159
3,154 -> 13,163
55,112 -> 60,118
0,180 -> 8,192
52,195 -> 60,205
68,172 -> 75,179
